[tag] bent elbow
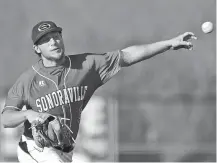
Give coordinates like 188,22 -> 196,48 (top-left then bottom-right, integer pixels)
1,112 -> 12,128
3,124 -> 10,128
1,114 -> 8,128
2,121 -> 17,128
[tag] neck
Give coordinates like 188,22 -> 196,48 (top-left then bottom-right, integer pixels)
41,56 -> 66,67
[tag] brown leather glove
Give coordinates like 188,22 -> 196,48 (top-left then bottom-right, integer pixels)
31,116 -> 75,153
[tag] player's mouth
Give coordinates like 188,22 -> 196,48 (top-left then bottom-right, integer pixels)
51,47 -> 61,52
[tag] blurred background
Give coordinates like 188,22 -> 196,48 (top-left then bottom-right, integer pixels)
0,0 -> 216,162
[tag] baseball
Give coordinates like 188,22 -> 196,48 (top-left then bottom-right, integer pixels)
202,21 -> 214,33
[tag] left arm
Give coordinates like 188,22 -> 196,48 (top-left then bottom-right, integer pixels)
120,32 -> 197,67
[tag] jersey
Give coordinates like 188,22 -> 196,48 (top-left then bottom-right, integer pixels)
3,50 -> 122,142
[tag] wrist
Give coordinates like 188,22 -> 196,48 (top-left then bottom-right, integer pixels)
164,39 -> 173,50
24,110 -> 35,119
23,110 -> 29,120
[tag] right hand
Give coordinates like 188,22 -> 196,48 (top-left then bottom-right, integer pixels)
169,32 -> 197,50
25,110 -> 52,123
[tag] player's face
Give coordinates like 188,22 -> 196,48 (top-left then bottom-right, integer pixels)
35,32 -> 65,61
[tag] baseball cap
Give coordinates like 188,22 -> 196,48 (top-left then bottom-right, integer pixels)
32,21 -> 62,44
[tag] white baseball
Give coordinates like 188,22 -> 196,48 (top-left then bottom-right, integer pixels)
202,21 -> 214,34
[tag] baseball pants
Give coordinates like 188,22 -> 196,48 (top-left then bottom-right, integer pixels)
17,135 -> 73,163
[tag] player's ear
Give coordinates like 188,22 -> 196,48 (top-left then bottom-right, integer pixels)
33,45 -> 41,54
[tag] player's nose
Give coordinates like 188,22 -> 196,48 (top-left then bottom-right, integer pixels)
49,38 -> 58,46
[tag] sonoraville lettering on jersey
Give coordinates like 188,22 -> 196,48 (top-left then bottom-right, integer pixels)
36,86 -> 88,112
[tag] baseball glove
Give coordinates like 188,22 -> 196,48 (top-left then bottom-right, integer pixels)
30,115 -> 75,153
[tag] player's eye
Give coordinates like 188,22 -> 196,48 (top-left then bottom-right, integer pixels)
53,33 -> 60,39
37,33 -> 61,45
37,35 -> 51,45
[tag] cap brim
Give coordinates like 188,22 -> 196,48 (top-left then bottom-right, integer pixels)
34,27 -> 62,44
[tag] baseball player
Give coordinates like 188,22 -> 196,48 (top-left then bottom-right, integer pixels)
1,21 -> 197,163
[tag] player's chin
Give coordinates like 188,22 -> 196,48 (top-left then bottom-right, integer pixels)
52,50 -> 64,60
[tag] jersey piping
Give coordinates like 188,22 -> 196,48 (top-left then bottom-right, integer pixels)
31,56 -> 75,143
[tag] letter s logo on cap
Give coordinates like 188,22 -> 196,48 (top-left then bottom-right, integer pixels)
38,23 -> 51,32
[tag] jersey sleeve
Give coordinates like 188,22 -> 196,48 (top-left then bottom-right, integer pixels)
3,75 -> 26,113
92,50 -> 122,85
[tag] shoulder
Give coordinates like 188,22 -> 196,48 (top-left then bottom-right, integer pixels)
67,53 -> 105,61
67,50 -> 120,68
15,66 -> 36,86
7,66 -> 36,95
67,53 -> 104,68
